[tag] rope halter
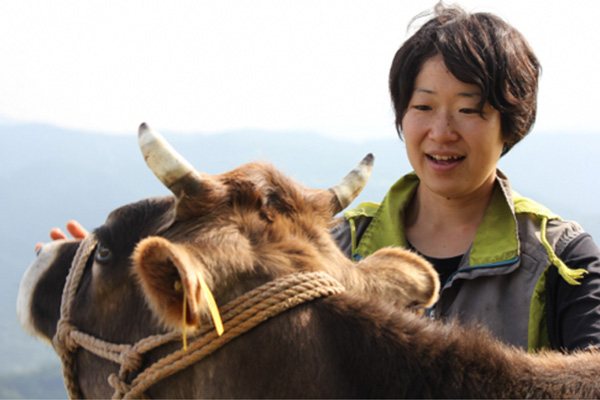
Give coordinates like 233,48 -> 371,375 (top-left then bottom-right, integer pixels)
52,233 -> 346,399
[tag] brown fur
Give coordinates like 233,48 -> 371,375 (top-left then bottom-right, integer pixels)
127,293 -> 600,399
133,162 -> 439,331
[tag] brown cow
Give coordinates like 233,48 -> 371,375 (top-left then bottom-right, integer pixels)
17,124 -> 600,398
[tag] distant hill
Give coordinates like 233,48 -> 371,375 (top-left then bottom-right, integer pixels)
1,123 -> 599,395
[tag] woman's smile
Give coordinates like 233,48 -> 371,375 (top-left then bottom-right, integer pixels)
425,152 -> 466,170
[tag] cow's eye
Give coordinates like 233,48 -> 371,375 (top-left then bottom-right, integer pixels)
95,242 -> 113,264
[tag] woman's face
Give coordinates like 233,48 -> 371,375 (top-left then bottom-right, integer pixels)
401,55 -> 504,201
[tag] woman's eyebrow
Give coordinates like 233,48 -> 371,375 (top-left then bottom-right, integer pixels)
458,91 -> 482,98
415,88 -> 435,94
414,88 -> 482,98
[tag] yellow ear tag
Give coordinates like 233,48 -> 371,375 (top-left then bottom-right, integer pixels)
197,272 -> 225,336
178,275 -> 225,351
182,291 -> 188,351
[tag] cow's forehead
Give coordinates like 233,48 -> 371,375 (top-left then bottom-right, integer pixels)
99,196 -> 176,245
223,162 -> 299,189
97,164 -> 319,250
106,196 -> 175,222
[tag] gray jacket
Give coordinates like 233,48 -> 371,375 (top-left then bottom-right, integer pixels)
332,171 -> 600,351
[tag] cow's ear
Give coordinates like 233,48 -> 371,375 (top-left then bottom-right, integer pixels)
133,236 -> 209,331
354,248 -> 440,310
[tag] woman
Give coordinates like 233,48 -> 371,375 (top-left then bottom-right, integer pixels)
332,4 -> 600,352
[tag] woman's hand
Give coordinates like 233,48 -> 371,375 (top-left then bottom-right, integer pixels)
35,220 -> 89,253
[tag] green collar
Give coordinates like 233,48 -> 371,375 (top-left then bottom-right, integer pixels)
348,171 -> 540,267
348,173 -> 416,257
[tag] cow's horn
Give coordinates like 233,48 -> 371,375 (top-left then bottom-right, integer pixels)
330,153 -> 374,213
138,122 -> 199,196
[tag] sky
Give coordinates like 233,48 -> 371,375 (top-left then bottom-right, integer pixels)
1,0 -> 599,141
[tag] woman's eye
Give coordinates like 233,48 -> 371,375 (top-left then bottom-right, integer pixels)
95,243 -> 113,264
460,108 -> 479,115
413,105 -> 431,111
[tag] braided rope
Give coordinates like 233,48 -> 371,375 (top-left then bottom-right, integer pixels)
71,331 -> 141,371
52,232 -> 345,399
53,234 -> 99,399
121,271 -> 345,399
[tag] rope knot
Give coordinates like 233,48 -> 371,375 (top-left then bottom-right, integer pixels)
119,347 -> 143,375
53,318 -> 78,354
108,373 -> 131,399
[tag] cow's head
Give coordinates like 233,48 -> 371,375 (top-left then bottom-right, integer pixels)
17,124 -> 438,396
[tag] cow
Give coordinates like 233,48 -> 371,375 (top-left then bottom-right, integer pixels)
17,123 -> 600,399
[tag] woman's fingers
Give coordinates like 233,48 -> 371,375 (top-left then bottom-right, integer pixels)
66,220 -> 88,239
35,221 -> 89,254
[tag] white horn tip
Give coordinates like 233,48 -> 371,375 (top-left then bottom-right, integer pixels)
331,153 -> 375,212
138,122 -> 149,135
361,153 -> 375,167
138,122 -> 196,189
138,122 -> 159,148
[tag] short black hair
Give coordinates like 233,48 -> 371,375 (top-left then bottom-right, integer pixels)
389,3 -> 540,155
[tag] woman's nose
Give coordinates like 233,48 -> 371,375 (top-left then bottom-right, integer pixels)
428,111 -> 459,142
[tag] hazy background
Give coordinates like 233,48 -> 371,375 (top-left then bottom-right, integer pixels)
2,0 -> 600,397
1,0 -> 600,139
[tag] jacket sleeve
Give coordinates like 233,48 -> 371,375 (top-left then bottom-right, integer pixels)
546,231 -> 600,351
330,215 -> 374,260
330,218 -> 354,259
